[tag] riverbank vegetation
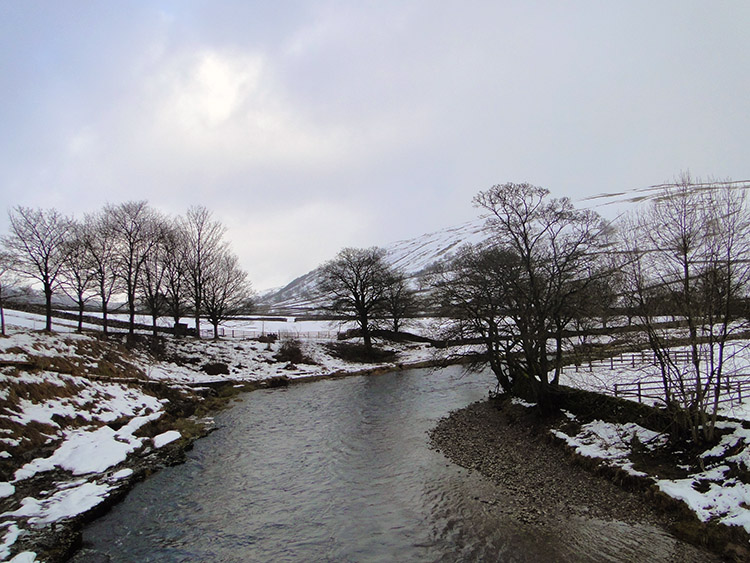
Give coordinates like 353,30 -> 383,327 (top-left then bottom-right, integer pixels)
430,176 -> 750,449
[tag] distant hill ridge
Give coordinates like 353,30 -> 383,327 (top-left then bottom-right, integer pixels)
258,219 -> 490,314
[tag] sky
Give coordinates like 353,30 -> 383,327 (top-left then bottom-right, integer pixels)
1,1 -> 748,290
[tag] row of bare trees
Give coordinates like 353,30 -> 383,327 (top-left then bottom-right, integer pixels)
428,177 -> 750,443
0,202 -> 253,338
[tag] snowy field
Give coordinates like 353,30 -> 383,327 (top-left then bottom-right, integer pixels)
3,309 -> 342,339
3,309 -> 440,341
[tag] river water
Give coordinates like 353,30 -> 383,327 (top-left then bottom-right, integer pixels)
74,366 -> 710,562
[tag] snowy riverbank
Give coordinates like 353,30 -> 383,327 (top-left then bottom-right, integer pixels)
431,396 -> 750,561
6,315 -> 750,561
0,327 -> 442,562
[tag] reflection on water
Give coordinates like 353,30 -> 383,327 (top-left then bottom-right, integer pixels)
76,366 -> 707,562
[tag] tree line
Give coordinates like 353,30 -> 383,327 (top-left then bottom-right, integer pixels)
0,202 -> 253,339
321,175 -> 750,444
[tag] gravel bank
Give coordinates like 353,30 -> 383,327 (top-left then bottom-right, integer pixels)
429,399 -> 726,562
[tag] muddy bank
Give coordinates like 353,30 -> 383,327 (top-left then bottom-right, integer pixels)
429,399 -> 736,562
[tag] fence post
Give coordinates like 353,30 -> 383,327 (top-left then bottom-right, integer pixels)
739,384 -> 743,403
614,384 -> 619,397
610,357 -> 614,369
637,381 -> 642,402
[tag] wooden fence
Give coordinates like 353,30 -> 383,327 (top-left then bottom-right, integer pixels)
198,327 -> 339,341
570,349 -> 693,372
613,375 -> 750,407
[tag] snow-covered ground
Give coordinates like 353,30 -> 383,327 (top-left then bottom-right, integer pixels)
2,309 -> 344,339
549,345 -> 750,538
4,308 -> 441,341
558,341 -> 750,419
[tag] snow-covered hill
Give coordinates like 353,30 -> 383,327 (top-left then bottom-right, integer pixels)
258,219 -> 490,314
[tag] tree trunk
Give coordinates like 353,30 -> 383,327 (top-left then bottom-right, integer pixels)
77,300 -> 84,332
362,325 -> 372,352
212,321 -> 220,340
152,315 -> 158,337
99,280 -> 109,336
0,291 -> 5,337
44,284 -> 53,332
195,311 -> 202,339
128,297 -> 136,335
102,305 -> 109,336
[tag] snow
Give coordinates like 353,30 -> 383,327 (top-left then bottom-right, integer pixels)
551,414 -> 750,533
153,430 -> 181,448
656,476 -> 750,530
0,484 -> 15,499
0,524 -> 21,561
551,420 -> 666,478
5,480 -> 112,525
16,410 -> 163,481
110,468 -> 133,481
9,552 -> 39,563
558,340 -> 750,419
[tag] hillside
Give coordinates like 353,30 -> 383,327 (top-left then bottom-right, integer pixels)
258,219 -> 489,314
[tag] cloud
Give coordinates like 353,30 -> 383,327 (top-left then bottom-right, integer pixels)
225,200 -> 371,289
0,1 -> 748,290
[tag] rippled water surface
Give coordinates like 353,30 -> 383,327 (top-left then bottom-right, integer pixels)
77,366 -> 706,562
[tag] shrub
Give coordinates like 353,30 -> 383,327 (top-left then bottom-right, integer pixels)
274,339 -> 315,364
201,362 -> 230,376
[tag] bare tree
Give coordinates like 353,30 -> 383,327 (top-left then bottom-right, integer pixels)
202,249 -> 253,339
2,207 -> 73,331
59,220 -> 96,331
0,251 -> 20,336
107,201 -> 162,335
139,220 -> 172,336
84,210 -> 120,335
181,206 -> 227,338
381,269 -> 419,333
319,247 -> 392,353
161,221 -> 189,328
621,176 -> 750,443
432,244 -> 523,392
465,183 -> 610,403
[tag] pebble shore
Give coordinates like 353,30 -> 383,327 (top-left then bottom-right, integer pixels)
429,399 -> 724,562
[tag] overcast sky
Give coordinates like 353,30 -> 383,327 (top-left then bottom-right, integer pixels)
1,2 -> 748,289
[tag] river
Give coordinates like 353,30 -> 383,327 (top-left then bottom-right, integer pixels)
72,366 -> 711,562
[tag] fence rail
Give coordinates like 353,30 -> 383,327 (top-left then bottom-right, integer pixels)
198,327 -> 340,341
613,375 -> 750,407
570,349 -> 694,372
